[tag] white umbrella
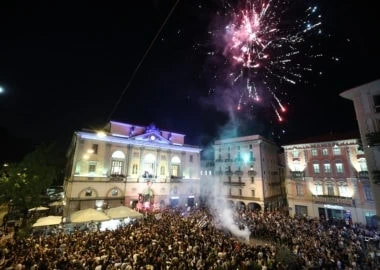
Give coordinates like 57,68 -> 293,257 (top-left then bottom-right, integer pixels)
70,208 -> 110,223
28,206 -> 49,212
32,216 -> 62,227
105,206 -> 144,219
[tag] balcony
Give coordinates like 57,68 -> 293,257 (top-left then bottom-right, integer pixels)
108,174 -> 126,181
248,169 -> 256,176
225,158 -> 233,163
291,171 -> 304,180
312,195 -> 354,206
234,170 -> 244,176
223,180 -> 245,186
357,171 -> 369,179
215,159 -> 223,163
225,170 -> 233,176
372,170 -> 380,184
170,175 -> 183,182
366,132 -> 380,147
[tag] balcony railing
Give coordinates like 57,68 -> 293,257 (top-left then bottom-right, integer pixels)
357,171 -> 369,179
170,175 -> 183,182
108,174 -> 126,181
248,169 -> 256,176
225,170 -> 233,176
291,171 -> 304,180
223,181 -> 245,186
215,159 -> 223,163
225,158 -> 233,163
366,132 -> 380,147
312,195 -> 353,206
234,170 -> 244,176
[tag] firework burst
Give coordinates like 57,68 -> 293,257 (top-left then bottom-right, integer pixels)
209,0 -> 324,122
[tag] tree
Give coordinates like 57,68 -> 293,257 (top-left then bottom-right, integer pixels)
0,143 -> 62,212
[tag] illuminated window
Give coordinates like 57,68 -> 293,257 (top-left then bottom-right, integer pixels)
324,163 -> 331,173
313,164 -> 320,173
338,185 -> 349,197
335,163 -> 344,173
322,149 -> 328,155
311,149 -> 318,156
333,147 -> 341,155
111,151 -> 125,175
209,170 -> 212,175
358,159 -> 368,171
292,148 -> 299,158
315,183 -> 323,195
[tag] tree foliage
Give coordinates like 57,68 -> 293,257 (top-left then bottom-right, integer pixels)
0,143 -> 62,211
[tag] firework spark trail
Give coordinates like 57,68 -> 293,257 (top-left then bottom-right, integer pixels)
211,0 -> 324,121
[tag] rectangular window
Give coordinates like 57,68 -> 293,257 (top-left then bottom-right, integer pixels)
292,148 -> 299,158
92,144 -> 98,154
336,163 -> 344,173
313,164 -> 320,174
200,170 -> 203,176
327,185 -> 334,196
132,164 -> 138,174
324,163 -> 331,173
373,95 -> 380,112
364,187 -> 373,201
238,176 -> 241,182
338,185 -> 349,197
251,190 -> 255,197
229,188 -> 232,196
295,205 -> 308,216
111,160 -> 123,175
322,149 -> 328,156
208,170 -> 212,175
85,189 -> 92,197
160,166 -> 165,175
315,184 -> 323,195
311,149 -> 318,156
333,147 -> 341,155
189,155 -> 193,162
88,162 -> 96,174
249,144 -> 252,149
296,184 -> 303,196
239,189 -> 242,196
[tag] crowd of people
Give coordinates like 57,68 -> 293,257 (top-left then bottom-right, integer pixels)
0,207 -> 379,270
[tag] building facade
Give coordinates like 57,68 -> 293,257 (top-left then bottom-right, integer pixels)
283,135 -> 376,225
213,135 -> 286,211
63,121 -> 201,218
340,78 -> 380,218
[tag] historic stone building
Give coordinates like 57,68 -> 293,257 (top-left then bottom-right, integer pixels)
340,78 -> 380,219
282,134 -> 376,225
63,121 -> 201,218
213,135 -> 286,211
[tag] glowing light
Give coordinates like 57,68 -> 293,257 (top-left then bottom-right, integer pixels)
243,153 -> 250,162
97,131 -> 107,138
83,154 -> 90,160
0,86 -> 4,94
210,0 -> 324,120
87,149 -> 94,154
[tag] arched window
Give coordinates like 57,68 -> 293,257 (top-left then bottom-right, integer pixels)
171,156 -> 181,177
143,153 -> 156,177
111,151 -> 125,176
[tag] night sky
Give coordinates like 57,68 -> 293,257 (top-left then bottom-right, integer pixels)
0,1 -> 379,162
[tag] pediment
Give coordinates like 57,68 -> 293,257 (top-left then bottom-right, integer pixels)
132,132 -> 170,144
